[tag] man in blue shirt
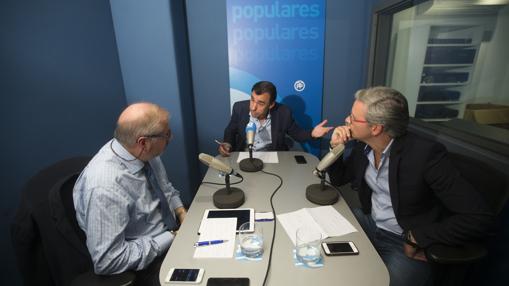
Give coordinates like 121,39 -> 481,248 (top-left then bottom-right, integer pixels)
328,87 -> 492,286
73,102 -> 187,285
218,81 -> 333,156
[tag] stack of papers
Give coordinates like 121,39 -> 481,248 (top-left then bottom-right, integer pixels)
277,206 -> 357,245
193,218 -> 237,258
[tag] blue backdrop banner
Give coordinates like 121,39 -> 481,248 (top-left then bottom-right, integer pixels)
226,0 -> 326,155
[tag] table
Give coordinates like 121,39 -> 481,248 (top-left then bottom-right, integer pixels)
159,152 -> 389,285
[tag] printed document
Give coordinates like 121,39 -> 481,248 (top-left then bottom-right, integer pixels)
277,205 -> 357,245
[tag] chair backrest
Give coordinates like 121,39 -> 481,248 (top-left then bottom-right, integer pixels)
12,156 -> 92,286
448,152 -> 509,215
59,172 -> 88,245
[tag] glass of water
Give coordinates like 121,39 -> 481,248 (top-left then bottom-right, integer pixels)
295,226 -> 322,266
239,222 -> 263,258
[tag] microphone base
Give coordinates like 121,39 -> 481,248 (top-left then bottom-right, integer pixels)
213,187 -> 245,209
306,184 -> 340,205
239,158 -> 263,172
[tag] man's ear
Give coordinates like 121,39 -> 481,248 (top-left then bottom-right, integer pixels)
371,124 -> 384,136
269,101 -> 276,109
136,136 -> 147,147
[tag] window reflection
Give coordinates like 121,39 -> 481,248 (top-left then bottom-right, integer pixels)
386,1 -> 509,132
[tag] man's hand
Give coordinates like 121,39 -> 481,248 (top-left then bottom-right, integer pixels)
403,244 -> 428,262
175,207 -> 187,224
403,231 -> 428,262
218,142 -> 232,157
311,119 -> 334,138
330,125 -> 351,148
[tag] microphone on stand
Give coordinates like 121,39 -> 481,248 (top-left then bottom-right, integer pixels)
199,153 -> 245,208
239,122 -> 263,172
306,144 -> 345,205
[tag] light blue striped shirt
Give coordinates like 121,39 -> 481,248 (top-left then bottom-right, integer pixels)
364,139 -> 403,235
73,139 -> 183,274
249,112 -> 272,151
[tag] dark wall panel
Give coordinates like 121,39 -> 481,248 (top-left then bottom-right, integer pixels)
0,1 -> 126,284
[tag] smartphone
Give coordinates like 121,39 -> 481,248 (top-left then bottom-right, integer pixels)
165,268 -> 204,284
207,277 -> 250,286
294,155 -> 307,164
322,241 -> 359,256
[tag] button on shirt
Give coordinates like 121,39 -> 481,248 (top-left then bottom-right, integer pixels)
249,113 -> 272,151
364,139 -> 403,235
73,139 -> 184,274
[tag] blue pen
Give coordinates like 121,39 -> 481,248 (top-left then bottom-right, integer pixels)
255,219 -> 274,222
194,239 -> 228,247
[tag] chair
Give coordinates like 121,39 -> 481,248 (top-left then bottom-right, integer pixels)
11,157 -> 135,286
425,152 -> 509,286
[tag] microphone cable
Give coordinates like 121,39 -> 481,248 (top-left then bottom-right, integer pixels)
201,175 -> 244,186
260,170 -> 283,286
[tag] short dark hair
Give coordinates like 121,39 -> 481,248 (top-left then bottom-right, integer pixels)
252,81 -> 277,103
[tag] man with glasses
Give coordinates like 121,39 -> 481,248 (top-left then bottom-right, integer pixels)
74,102 -> 186,285
328,87 -> 492,286
218,80 -> 333,156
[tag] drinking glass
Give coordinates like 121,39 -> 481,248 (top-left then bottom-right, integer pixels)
239,222 -> 263,258
295,226 -> 322,266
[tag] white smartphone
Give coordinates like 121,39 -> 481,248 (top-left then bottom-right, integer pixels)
322,241 -> 359,256
165,268 -> 204,284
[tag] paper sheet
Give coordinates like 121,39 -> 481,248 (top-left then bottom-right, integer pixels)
277,206 -> 357,246
236,152 -> 279,163
308,206 -> 357,237
193,218 -> 237,258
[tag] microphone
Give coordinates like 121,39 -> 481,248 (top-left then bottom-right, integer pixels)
314,144 -> 345,175
198,153 -> 245,208
239,121 -> 263,172
306,144 -> 345,205
199,153 -> 242,178
245,122 -> 256,147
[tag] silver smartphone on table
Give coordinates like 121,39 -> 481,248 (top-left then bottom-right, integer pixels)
322,241 -> 359,256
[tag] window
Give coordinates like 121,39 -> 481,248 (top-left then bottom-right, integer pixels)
369,0 -> 509,150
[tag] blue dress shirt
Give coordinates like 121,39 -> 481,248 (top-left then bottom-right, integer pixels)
364,139 -> 404,235
249,112 -> 272,151
73,139 -> 183,274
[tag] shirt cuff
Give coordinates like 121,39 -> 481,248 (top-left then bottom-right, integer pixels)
153,231 -> 175,255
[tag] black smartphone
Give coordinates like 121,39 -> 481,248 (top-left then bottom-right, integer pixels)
294,155 -> 307,164
207,277 -> 250,286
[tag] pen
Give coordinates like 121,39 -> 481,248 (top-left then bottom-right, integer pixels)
214,139 -> 224,145
255,219 -> 274,222
194,239 -> 229,247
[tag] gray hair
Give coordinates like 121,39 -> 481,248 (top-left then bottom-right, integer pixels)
114,103 -> 169,147
354,86 -> 409,138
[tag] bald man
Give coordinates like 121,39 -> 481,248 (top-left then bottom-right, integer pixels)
73,102 -> 186,285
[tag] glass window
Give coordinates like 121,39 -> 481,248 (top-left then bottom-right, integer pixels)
372,0 -> 509,146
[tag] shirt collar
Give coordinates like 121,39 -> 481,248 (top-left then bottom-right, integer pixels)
111,139 -> 145,174
249,112 -> 271,122
363,139 -> 395,157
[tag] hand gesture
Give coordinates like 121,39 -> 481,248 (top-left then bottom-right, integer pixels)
311,119 -> 334,138
330,125 -> 351,148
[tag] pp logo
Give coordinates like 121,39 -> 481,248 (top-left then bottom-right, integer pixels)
294,80 -> 305,92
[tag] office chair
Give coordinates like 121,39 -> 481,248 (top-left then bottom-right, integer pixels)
425,152 -> 509,286
11,156 -> 135,286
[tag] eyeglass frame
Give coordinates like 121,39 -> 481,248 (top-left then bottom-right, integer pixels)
345,114 -> 368,126
142,129 -> 172,141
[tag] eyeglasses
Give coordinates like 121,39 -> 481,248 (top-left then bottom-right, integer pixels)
143,130 -> 172,141
345,114 -> 368,126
